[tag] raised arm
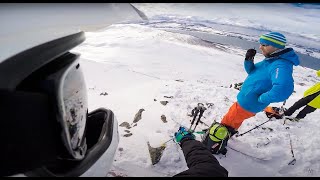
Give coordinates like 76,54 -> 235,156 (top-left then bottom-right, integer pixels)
244,60 -> 255,74
244,49 -> 257,74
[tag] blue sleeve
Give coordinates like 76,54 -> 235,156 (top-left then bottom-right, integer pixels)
258,63 -> 294,104
244,60 -> 255,74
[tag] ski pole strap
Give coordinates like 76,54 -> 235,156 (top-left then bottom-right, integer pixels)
193,131 -> 206,134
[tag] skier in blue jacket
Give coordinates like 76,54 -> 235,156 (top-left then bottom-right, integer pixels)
203,32 -> 300,155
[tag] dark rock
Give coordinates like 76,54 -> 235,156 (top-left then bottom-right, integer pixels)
160,101 -> 168,105
100,92 -> 108,96
119,122 -> 131,129
164,96 -> 173,98
123,133 -> 133,137
147,141 -> 166,165
132,109 -> 145,124
161,115 -> 167,123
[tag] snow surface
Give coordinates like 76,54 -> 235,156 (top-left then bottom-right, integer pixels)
8,3 -> 320,177
71,20 -> 320,176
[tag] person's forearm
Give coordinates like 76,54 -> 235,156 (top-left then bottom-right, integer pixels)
181,139 -> 220,168
178,139 -> 228,177
244,60 -> 255,74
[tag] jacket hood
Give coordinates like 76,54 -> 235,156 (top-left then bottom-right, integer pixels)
268,48 -> 300,66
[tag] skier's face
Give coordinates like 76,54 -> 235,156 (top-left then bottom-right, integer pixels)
259,44 -> 278,57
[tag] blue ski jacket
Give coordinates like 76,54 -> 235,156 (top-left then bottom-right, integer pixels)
237,48 -> 300,113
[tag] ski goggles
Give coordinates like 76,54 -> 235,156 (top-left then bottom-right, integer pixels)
40,53 -> 89,160
0,32 -> 118,177
28,53 -> 119,176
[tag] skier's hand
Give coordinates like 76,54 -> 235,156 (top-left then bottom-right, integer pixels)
245,49 -> 256,61
174,126 -> 195,144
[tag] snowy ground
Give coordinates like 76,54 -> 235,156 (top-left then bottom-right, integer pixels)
71,21 -> 320,176
4,3 -> 320,178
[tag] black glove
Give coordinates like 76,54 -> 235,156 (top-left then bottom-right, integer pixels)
245,49 -> 256,61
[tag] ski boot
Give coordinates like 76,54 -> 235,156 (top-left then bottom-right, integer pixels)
264,106 -> 286,119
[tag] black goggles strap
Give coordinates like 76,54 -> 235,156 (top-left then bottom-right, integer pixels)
0,90 -> 59,176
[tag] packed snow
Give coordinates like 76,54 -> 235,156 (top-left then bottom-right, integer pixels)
8,3 -> 319,177
71,9 -> 320,176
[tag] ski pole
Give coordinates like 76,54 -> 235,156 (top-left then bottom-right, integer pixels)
196,119 -> 210,128
288,133 -> 296,165
163,137 -> 174,145
236,118 -> 273,137
189,105 -> 200,129
237,100 -> 287,137
193,106 -> 207,131
157,136 -> 176,148
163,130 -> 203,146
189,103 -> 204,129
